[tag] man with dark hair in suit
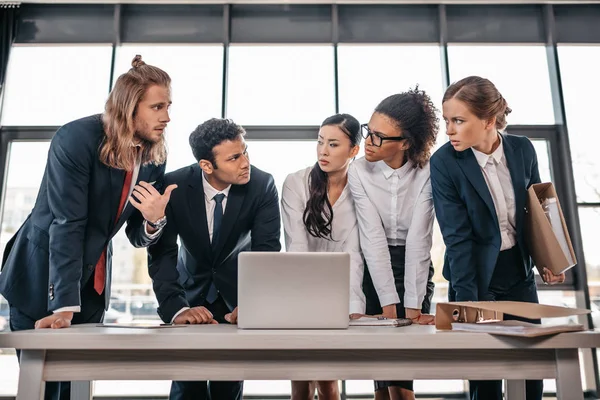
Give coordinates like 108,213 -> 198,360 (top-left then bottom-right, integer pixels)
148,118 -> 281,400
0,55 -> 177,400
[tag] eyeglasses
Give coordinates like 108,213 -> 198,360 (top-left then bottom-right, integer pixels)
360,124 -> 406,147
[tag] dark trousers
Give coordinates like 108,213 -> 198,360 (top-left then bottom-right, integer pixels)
468,245 -> 543,400
9,277 -> 105,400
169,295 -> 243,400
363,245 -> 435,392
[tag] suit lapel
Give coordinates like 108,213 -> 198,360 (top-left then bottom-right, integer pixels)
213,184 -> 246,262
502,134 -> 526,235
108,167 -> 126,237
189,165 -> 212,263
110,163 -> 153,238
455,149 -> 498,226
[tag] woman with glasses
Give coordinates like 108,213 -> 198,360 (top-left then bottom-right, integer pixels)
282,113 -> 363,400
431,76 -> 565,400
348,88 -> 438,400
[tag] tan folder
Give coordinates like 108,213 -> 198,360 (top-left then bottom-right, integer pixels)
436,301 -> 590,337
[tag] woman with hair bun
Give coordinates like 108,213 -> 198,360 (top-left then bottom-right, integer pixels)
431,76 -> 565,400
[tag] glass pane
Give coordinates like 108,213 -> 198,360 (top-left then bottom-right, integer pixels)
113,45 -> 224,173
337,45 -> 445,128
558,45 -> 600,203
448,45 -> 555,125
530,139 -> 553,183
1,45 -> 112,126
0,141 -> 51,396
227,45 -> 336,125
579,208 -> 600,304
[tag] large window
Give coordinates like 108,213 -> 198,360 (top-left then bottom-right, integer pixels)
448,45 -> 555,125
113,45 -> 224,173
227,45 -> 336,125
558,45 -> 600,303
1,45 -> 113,126
338,45 -> 445,125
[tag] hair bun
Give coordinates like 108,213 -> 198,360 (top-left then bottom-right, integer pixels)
131,55 -> 146,68
502,98 -> 512,116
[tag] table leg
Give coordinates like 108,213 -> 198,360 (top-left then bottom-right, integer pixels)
556,348 -> 584,400
17,350 -> 46,400
505,379 -> 526,400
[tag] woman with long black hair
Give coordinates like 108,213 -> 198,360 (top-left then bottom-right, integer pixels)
282,113 -> 366,400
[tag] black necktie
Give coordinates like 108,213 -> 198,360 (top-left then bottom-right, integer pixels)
206,193 -> 226,304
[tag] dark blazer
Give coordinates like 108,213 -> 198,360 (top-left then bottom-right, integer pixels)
148,163 -> 281,323
430,133 -> 541,302
0,115 -> 166,320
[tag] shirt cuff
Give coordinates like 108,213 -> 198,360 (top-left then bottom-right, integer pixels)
378,292 -> 400,308
171,307 -> 190,323
143,220 -> 163,239
403,296 -> 422,310
349,301 -> 366,315
53,306 -> 81,313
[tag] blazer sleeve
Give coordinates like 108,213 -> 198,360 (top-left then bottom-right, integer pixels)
430,155 -> 479,302
147,201 -> 189,323
46,126 -> 94,311
126,162 -> 167,248
251,174 -> 282,252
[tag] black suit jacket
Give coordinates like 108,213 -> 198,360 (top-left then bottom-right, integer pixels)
430,133 -> 541,302
0,115 -> 166,320
148,163 -> 281,323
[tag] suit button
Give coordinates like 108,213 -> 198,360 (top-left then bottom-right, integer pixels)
49,295 -> 54,300
49,284 -> 54,290
88,265 -> 94,271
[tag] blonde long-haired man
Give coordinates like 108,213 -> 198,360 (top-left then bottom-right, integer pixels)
0,55 -> 176,400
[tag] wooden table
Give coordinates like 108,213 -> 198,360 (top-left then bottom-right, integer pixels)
1,324 -> 598,400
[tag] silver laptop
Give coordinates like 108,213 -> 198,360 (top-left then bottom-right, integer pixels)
237,252 -> 350,329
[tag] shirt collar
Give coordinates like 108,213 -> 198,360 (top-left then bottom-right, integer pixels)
472,134 -> 504,168
377,159 -> 414,180
202,172 -> 231,201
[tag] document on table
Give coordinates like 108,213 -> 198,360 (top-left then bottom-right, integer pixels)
349,316 -> 412,327
450,320 -> 584,337
98,322 -> 186,329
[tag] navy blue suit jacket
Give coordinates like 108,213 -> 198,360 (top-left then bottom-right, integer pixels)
147,164 -> 281,323
0,115 -> 166,320
430,134 -> 541,302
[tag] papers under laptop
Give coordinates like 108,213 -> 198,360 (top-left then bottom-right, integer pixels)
237,252 -> 350,329
99,321 -> 184,329
349,316 -> 412,327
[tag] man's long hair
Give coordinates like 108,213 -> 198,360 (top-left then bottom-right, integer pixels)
100,55 -> 170,170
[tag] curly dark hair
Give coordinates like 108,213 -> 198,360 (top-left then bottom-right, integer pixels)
374,86 -> 439,168
189,118 -> 246,168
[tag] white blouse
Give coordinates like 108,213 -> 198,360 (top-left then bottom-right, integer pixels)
348,157 -> 434,309
281,167 -> 366,314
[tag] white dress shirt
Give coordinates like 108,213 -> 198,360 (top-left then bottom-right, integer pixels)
471,135 -> 517,251
348,157 -> 434,309
170,172 -> 232,322
281,167 -> 367,314
55,146 -> 162,314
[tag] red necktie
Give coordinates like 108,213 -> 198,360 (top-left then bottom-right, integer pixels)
94,168 -> 134,295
